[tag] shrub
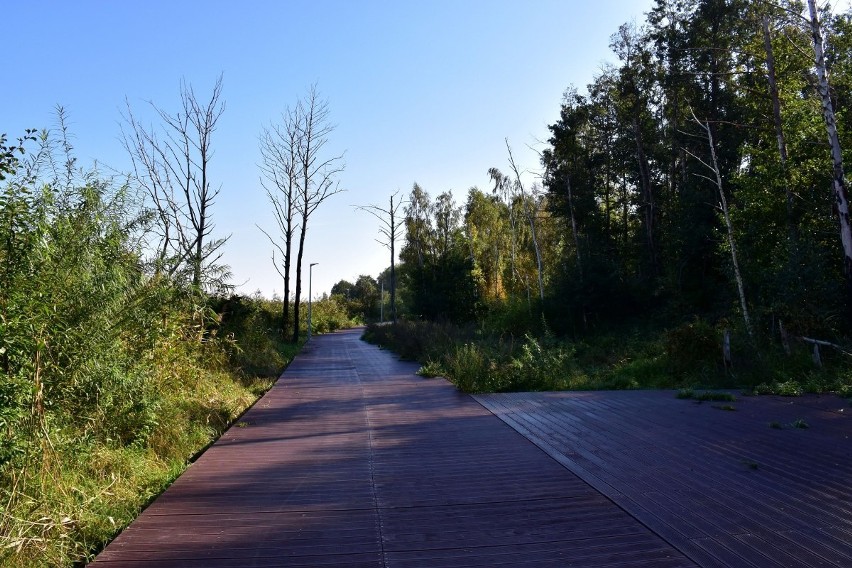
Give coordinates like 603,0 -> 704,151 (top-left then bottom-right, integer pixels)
664,319 -> 721,380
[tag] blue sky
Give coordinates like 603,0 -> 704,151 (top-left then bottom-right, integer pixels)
4,0 -> 657,298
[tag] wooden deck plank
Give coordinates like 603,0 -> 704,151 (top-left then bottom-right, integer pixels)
90,329 -> 694,567
476,388 -> 852,568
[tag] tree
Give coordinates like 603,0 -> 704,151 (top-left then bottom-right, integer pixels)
122,75 -> 229,291
258,103 -> 302,335
505,140 -> 545,303
807,0 -> 852,308
464,187 -> 508,301
290,86 -> 345,342
402,183 -> 432,269
356,192 -> 404,323
687,112 -> 753,337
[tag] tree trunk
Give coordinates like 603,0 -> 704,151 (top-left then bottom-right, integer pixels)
292,220 -> 307,343
698,116 -> 753,338
633,114 -> 657,277
808,0 -> 852,300
763,16 -> 797,243
390,194 -> 397,323
566,175 -> 583,281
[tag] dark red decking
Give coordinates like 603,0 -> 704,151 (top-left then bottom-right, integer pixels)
91,328 -> 692,567
476,389 -> 852,567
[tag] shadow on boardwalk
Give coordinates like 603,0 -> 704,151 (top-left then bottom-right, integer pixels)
476,389 -> 852,567
90,327 -> 851,567
91,328 -> 690,567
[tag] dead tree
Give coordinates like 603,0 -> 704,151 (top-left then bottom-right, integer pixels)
356,192 -> 404,323
122,75 -> 228,291
291,86 -> 345,343
258,103 -> 302,336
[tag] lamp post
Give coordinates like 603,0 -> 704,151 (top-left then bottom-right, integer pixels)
308,262 -> 318,340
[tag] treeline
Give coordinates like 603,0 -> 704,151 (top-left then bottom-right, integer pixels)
362,0 -> 852,392
0,93 -> 349,565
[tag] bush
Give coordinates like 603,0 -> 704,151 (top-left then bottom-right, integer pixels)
664,319 -> 721,379
310,295 -> 353,334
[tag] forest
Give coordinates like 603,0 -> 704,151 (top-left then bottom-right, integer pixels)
4,0 -> 852,565
351,0 -> 852,394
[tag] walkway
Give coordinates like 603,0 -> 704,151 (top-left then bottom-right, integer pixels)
475,389 -> 852,567
91,328 -> 691,567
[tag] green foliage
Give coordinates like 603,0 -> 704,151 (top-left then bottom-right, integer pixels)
664,319 -> 722,379
416,360 -> 444,378
442,343 -> 495,393
309,295 -> 354,334
0,130 -> 298,567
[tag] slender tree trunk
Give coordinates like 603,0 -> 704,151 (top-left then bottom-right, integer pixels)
808,0 -> 852,295
390,194 -> 397,323
566,175 -> 583,281
696,116 -> 753,338
633,114 -> 657,277
763,16 -> 797,243
282,223 -> 292,332
525,197 -> 545,302
292,221 -> 307,343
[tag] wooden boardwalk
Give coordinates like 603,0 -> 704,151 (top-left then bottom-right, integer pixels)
91,328 -> 691,567
476,389 -> 852,567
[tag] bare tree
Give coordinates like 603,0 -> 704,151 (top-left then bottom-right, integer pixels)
122,75 -> 228,291
291,86 -> 345,342
258,104 -> 302,335
356,192 -> 404,323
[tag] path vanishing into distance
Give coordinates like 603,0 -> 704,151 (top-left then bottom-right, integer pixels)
92,328 -> 852,567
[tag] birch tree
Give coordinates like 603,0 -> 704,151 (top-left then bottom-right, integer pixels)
688,112 -> 753,338
505,140 -> 545,303
807,0 -> 852,296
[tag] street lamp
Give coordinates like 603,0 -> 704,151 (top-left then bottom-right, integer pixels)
307,263 -> 318,340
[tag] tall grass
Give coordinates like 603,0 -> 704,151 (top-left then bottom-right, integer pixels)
0,131 -> 307,566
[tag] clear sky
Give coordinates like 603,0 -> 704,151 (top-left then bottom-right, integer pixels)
4,0 -> 657,298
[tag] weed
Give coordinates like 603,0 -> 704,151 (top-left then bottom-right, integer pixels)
416,360 -> 444,378
791,418 -> 809,429
769,421 -> 782,429
676,388 -> 695,399
776,381 -> 804,397
741,459 -> 759,470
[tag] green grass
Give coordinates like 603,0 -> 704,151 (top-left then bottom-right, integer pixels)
0,296 -> 307,567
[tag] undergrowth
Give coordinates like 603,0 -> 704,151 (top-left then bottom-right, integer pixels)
0,292 -> 302,567
364,319 -> 852,396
